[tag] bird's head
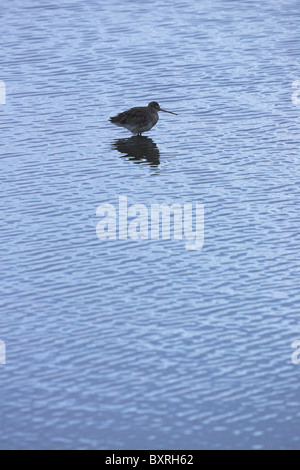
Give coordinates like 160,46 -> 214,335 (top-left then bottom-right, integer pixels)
148,102 -> 177,115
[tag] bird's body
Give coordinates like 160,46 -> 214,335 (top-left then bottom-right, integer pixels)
109,102 -> 177,135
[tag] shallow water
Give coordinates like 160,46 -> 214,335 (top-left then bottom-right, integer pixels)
1,0 -> 300,450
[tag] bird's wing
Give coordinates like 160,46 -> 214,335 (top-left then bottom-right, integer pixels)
111,108 -> 149,127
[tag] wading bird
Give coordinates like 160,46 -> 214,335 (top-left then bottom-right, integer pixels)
109,102 -> 177,135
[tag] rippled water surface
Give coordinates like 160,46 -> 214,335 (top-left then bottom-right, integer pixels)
1,0 -> 300,450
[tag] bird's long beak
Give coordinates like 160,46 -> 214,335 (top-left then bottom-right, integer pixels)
159,108 -> 178,115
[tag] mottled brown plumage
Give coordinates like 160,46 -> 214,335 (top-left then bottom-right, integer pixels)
109,101 -> 177,135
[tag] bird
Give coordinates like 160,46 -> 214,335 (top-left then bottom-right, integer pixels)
109,101 -> 177,135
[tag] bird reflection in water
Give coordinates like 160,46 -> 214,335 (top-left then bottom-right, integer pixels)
112,136 -> 160,167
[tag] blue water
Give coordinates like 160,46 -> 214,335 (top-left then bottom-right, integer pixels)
1,0 -> 300,450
